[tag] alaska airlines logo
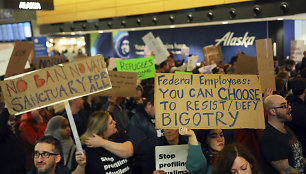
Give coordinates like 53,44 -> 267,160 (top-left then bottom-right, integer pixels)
215,32 -> 255,48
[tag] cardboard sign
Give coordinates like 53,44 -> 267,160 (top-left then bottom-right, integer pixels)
108,58 -> 122,71
1,55 -> 112,115
36,56 -> 67,69
0,46 -> 30,76
235,54 -> 258,75
94,71 -> 137,97
116,56 -> 155,80
255,39 -> 276,92
155,145 -> 188,173
187,56 -> 199,71
5,41 -> 33,78
290,40 -> 305,62
154,73 -> 265,129
142,32 -> 169,65
202,45 -> 223,65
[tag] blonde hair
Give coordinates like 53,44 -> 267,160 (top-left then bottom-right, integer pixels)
80,111 -> 110,144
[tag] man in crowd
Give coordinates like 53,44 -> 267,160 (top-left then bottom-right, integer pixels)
286,78 -> 306,157
127,91 -> 159,174
259,95 -> 305,174
27,136 -> 86,174
27,136 -> 70,174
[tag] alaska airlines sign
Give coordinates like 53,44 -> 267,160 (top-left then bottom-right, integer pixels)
215,32 -> 256,48
4,0 -> 54,10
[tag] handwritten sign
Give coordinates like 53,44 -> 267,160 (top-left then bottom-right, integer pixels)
1,55 -> 112,115
5,41 -> 33,78
290,40 -> 305,62
36,56 -> 67,69
198,64 -> 217,74
187,56 -> 199,71
175,71 -> 192,74
142,32 -> 169,65
94,71 -> 137,97
154,73 -> 265,129
155,145 -> 188,173
202,45 -> 223,65
116,56 -> 155,80
255,39 -> 276,91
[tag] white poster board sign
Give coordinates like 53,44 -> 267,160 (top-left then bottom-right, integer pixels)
142,32 -> 169,65
187,56 -> 199,71
198,64 -> 217,74
155,145 -> 188,173
291,40 -> 305,62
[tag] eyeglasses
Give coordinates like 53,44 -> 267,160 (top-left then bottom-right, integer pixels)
273,103 -> 290,109
33,151 -> 59,159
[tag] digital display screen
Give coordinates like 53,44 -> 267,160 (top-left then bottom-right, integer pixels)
0,22 -> 32,42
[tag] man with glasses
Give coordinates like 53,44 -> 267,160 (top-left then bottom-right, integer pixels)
27,136 -> 86,174
259,95 -> 305,174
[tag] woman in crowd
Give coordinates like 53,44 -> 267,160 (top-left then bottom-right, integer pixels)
80,111 -> 133,174
179,127 -> 225,174
44,115 -> 76,170
213,143 -> 261,174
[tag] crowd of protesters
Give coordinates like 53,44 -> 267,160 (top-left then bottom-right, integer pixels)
0,50 -> 305,174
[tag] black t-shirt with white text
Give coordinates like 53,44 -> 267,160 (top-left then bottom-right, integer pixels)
84,133 -> 132,174
259,123 -> 305,174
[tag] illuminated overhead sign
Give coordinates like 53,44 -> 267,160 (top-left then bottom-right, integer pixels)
4,0 -> 54,10
19,2 -> 41,10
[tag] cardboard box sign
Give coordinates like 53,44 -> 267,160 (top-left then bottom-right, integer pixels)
235,54 -> 258,75
0,55 -> 112,115
94,71 -> 137,97
154,73 -> 265,129
255,38 -> 276,92
202,45 -> 223,65
36,55 -> 67,69
5,41 -> 33,78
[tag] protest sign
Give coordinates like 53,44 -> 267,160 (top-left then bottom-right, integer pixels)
181,46 -> 190,57
290,40 -> 304,62
0,55 -> 112,115
202,45 -> 223,65
187,56 -> 199,71
235,54 -> 258,75
198,64 -> 217,74
0,46 -> 30,76
94,71 -> 137,97
36,55 -> 67,69
175,71 -> 192,74
5,41 -> 33,78
108,58 -> 122,71
154,73 -> 265,129
142,32 -> 169,65
155,145 -> 188,173
116,56 -> 155,80
255,39 -> 276,91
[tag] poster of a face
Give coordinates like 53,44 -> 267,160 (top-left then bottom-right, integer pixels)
113,31 -> 130,58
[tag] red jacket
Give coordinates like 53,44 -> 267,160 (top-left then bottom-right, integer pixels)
18,112 -> 47,146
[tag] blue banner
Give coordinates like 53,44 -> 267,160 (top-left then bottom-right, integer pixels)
129,22 -> 268,63
33,37 -> 48,61
113,31 -> 129,58
90,33 -> 113,58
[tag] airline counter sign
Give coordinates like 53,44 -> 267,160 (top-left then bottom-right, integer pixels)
215,32 -> 256,48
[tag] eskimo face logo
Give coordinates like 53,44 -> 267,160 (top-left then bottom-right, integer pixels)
114,32 -> 129,58
215,32 -> 256,48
